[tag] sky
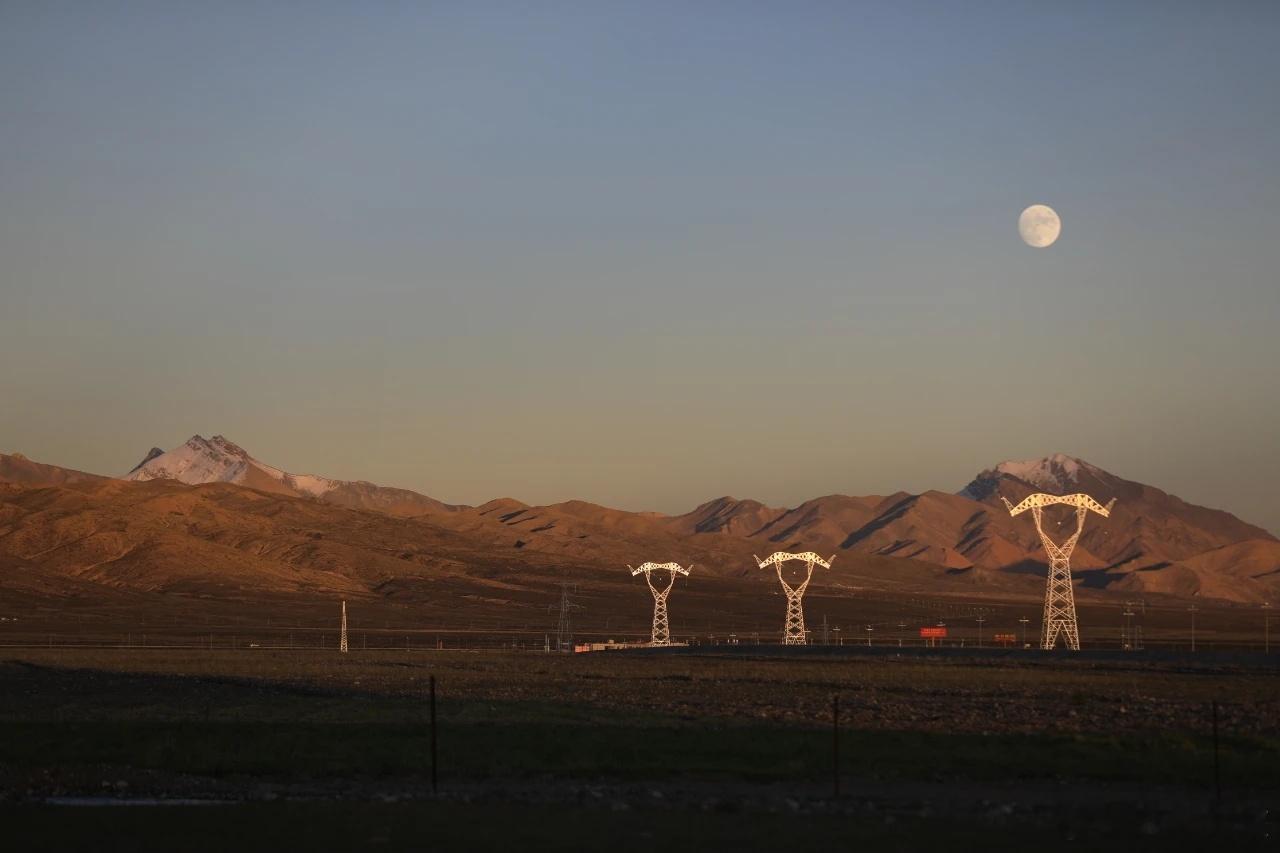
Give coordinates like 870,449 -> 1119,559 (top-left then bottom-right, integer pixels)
2,2 -> 1278,531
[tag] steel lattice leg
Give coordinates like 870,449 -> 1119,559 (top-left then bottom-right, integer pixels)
651,589 -> 671,646
784,590 -> 807,645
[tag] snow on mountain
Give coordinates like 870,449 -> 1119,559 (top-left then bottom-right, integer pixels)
958,453 -> 1105,499
125,435 -> 339,496
123,434 -> 458,516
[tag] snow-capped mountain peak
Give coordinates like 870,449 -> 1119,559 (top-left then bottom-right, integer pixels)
993,453 -> 1096,491
958,453 -> 1106,500
125,434 -> 337,498
127,435 -> 248,484
120,434 -> 459,516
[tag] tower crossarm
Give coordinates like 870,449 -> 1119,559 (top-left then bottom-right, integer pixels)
1001,493 -> 1116,517
628,562 -> 692,577
753,551 -> 835,570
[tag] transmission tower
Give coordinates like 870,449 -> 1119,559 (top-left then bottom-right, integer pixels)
339,600 -> 349,654
554,583 -> 581,653
1003,493 -> 1115,651
755,551 -> 835,645
628,562 -> 691,646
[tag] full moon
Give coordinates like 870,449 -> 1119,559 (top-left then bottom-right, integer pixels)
1018,204 -> 1061,248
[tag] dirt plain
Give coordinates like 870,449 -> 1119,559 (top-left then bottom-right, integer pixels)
1,645 -> 1277,850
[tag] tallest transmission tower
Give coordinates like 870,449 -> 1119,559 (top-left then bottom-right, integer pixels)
1003,493 -> 1115,651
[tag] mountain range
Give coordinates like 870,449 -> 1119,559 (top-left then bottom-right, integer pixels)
1,436 -> 1276,604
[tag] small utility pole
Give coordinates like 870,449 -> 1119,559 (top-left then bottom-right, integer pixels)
865,625 -> 873,648
1189,604 -> 1199,653
1264,602 -> 1272,654
976,615 -> 986,648
339,600 -> 349,654
1019,617 -> 1029,648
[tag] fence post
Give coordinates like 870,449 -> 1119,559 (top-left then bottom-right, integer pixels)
832,694 -> 840,798
430,674 -> 439,795
1212,700 -> 1221,810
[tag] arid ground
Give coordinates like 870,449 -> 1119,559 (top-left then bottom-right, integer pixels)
2,645 -> 1276,851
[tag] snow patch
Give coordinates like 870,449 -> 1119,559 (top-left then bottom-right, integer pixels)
995,453 -> 1082,487
125,434 -> 337,496
959,453 -> 1104,500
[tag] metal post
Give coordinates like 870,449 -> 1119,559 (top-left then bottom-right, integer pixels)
832,694 -> 840,798
1212,700 -> 1220,811
430,674 -> 438,795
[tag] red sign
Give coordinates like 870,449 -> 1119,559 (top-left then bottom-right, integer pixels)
919,627 -> 947,639
993,633 -> 1016,644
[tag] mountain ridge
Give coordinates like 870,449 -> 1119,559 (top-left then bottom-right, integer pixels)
124,435 -> 462,517
2,442 -> 1274,603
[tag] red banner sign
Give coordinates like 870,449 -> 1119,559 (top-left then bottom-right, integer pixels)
919,627 -> 947,639
993,633 -> 1017,644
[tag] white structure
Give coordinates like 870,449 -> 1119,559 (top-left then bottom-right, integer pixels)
339,600 -> 349,654
1002,493 -> 1115,651
755,552 -> 835,645
628,562 -> 691,646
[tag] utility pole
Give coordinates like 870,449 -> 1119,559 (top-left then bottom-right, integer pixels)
1262,601 -> 1272,653
897,621 -> 906,648
822,614 -> 830,646
339,600 -> 349,654
554,583 -> 581,653
976,614 -> 986,648
865,625 -> 873,647
1122,601 -> 1135,651
1019,617 -> 1029,648
1189,604 -> 1199,653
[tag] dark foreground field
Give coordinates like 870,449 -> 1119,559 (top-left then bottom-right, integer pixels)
2,648 -> 1277,851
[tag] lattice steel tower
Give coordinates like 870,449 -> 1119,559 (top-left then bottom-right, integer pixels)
1003,493 -> 1115,651
339,600 -> 349,654
628,562 -> 691,646
755,551 -> 835,645
554,583 -> 580,653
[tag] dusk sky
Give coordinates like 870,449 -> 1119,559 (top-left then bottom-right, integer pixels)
2,3 -> 1278,531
